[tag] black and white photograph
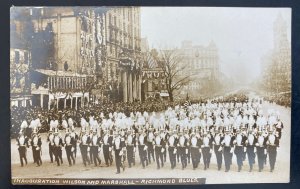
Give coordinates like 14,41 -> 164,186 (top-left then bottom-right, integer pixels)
10,6 -> 291,185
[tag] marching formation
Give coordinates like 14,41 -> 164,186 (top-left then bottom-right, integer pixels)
16,94 -> 284,174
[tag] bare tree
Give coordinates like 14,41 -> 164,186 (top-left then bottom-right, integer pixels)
152,49 -> 194,102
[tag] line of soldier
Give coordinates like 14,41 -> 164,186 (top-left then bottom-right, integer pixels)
16,96 -> 284,174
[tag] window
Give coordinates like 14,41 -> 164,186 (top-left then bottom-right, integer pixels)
15,51 -> 20,64
109,14 -> 112,25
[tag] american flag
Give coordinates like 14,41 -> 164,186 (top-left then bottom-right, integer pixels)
146,52 -> 157,68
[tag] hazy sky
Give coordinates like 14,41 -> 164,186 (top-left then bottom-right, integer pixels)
140,7 -> 291,83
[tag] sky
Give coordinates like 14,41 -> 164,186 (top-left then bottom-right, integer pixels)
140,7 -> 291,84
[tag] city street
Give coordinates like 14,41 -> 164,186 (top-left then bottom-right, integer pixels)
11,97 -> 291,184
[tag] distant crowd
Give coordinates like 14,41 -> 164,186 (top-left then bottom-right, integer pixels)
11,94 -> 248,138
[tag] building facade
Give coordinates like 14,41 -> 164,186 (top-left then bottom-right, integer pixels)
178,40 -> 220,98
103,7 -> 142,102
10,7 -> 142,109
10,14 -> 33,107
261,14 -> 291,95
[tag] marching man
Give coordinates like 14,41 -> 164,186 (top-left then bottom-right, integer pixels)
167,129 -> 178,169
146,127 -> 155,164
256,130 -> 267,172
201,130 -> 213,170
137,129 -> 148,169
113,130 -> 126,174
221,127 -> 234,172
64,128 -> 76,166
153,130 -> 165,169
31,128 -> 42,167
102,129 -> 113,167
17,130 -> 29,167
190,131 -> 201,170
90,129 -> 102,166
126,129 -> 136,168
47,129 -> 55,163
245,128 -> 257,172
213,128 -> 223,171
53,129 -> 64,166
177,130 -> 188,170
233,129 -> 247,172
80,129 -> 91,166
266,128 -> 280,172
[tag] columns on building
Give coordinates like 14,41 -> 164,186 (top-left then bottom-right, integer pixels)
122,71 -> 128,102
137,74 -> 142,101
40,94 -> 44,108
129,72 -> 133,102
64,98 -> 67,109
48,98 -> 51,110
133,74 -> 137,100
75,97 -> 78,110
71,97 -> 73,109
121,70 -> 142,102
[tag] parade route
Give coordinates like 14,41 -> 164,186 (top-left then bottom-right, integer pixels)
11,99 -> 291,184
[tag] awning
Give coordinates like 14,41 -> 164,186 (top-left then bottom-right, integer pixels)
160,92 -> 169,97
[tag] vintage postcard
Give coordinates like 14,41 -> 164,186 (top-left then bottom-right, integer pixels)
10,6 -> 291,185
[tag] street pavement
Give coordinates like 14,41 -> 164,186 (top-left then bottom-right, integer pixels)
11,99 -> 291,184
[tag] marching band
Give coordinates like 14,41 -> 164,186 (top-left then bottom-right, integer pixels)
15,95 -> 284,174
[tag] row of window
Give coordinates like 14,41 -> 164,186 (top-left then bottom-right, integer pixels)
47,76 -> 88,90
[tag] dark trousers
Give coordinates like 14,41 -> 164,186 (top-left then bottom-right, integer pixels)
89,148 -> 93,164
138,145 -> 148,168
202,147 -> 211,169
155,146 -> 164,169
72,144 -> 77,158
126,145 -> 135,167
247,146 -> 256,170
256,146 -> 265,171
147,142 -> 155,163
115,149 -> 122,173
65,145 -> 75,166
18,146 -> 27,166
91,146 -> 101,166
80,145 -> 90,166
49,144 -> 54,163
223,146 -> 232,171
268,146 -> 277,171
32,146 -> 36,163
163,147 -> 167,162
234,146 -> 244,170
187,147 -> 191,163
103,145 -> 112,166
168,147 -> 176,169
191,147 -> 200,169
54,146 -> 63,166
32,146 -> 42,166
214,145 -> 223,170
178,146 -> 187,169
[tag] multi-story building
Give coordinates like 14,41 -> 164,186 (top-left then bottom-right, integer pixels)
10,7 -> 142,109
261,14 -> 291,95
10,11 -> 33,107
103,7 -> 142,102
178,40 -> 220,98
